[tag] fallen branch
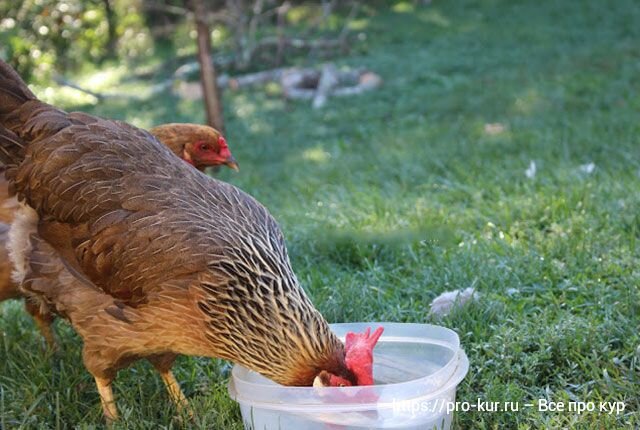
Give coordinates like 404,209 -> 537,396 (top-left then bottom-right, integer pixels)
332,72 -> 382,96
54,63 -> 382,108
279,65 -> 381,108
312,64 -> 339,108
255,36 -> 346,51
52,76 -> 105,100
225,68 -> 288,89
178,65 -> 382,108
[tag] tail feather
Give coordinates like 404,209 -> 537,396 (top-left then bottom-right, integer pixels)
0,61 -> 35,167
0,60 -> 36,119
0,60 -> 36,107
0,126 -> 25,168
0,60 -> 69,167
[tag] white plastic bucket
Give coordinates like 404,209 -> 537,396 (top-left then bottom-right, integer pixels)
229,322 -> 469,429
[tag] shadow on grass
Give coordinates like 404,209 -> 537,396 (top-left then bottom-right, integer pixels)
300,224 -> 459,270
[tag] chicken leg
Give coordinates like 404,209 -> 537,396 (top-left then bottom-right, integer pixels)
95,376 -> 118,423
18,197 -> 201,423
24,300 -> 56,350
92,356 -> 192,424
148,353 -> 193,417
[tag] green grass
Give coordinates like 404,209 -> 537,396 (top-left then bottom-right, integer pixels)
2,0 -> 640,428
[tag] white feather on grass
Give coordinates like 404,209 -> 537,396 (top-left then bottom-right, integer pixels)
579,162 -> 595,174
429,287 -> 479,317
525,160 -> 537,179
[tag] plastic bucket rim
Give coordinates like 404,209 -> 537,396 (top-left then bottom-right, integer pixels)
230,349 -> 469,414
230,322 -> 461,401
229,323 -> 467,413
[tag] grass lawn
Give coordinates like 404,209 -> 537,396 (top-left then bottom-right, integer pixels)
1,0 -> 639,428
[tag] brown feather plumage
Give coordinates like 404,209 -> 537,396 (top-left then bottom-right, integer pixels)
0,222 -> 16,301
0,61 -> 348,420
0,170 -> 18,223
0,119 -> 238,348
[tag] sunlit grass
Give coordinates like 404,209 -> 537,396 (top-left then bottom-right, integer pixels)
392,2 -> 415,14
33,85 -> 98,107
418,9 -> 451,28
79,65 -> 128,91
2,0 -> 640,428
301,147 -> 332,163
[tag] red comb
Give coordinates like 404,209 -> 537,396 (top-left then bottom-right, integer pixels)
344,327 -> 384,386
218,136 -> 228,149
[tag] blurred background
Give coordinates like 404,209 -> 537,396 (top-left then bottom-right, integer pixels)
0,0 -> 372,113
1,0 -> 639,428
2,0 -> 362,77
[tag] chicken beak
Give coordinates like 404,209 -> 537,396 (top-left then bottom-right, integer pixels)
225,155 -> 240,171
313,375 -> 328,388
313,371 -> 331,388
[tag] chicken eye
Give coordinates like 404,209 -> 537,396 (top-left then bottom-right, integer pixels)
200,144 -> 211,152
339,383 -> 345,387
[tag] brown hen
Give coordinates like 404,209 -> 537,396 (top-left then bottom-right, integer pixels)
0,219 -> 56,345
0,123 -> 238,348
0,61 -> 351,421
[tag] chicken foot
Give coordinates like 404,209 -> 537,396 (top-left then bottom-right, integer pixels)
91,356 -> 192,424
83,341 -> 193,423
22,231 -> 201,422
148,353 -> 194,418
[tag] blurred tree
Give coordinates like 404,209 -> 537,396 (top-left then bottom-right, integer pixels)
102,0 -> 117,59
0,0 -> 153,80
0,0 -> 361,86
140,0 -> 186,52
0,0 -> 105,79
190,0 -> 225,132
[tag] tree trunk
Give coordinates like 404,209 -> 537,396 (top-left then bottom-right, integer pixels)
192,0 -> 225,132
102,0 -> 117,60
